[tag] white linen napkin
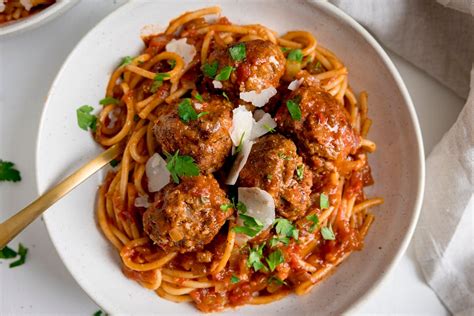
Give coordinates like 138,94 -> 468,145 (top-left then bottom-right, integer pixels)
328,0 -> 474,314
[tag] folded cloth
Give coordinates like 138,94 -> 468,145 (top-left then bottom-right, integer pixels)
328,1 -> 474,314
329,0 -> 474,99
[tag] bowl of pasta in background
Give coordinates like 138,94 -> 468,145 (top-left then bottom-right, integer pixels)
35,0 -> 425,314
0,0 -> 79,37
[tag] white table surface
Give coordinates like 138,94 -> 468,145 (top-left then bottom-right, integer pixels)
0,0 -> 465,315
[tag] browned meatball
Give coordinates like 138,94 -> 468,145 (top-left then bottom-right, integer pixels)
153,95 -> 233,173
275,85 -> 360,168
207,40 -> 285,94
238,134 -> 313,220
143,175 -> 232,253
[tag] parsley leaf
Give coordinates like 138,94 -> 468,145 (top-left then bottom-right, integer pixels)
233,214 -> 264,237
202,61 -> 219,78
234,132 -> 246,154
220,203 -> 233,212
263,124 -> 276,133
286,99 -> 302,121
165,151 -> 200,183
119,56 -> 133,67
229,43 -> 246,61
296,165 -> 304,181
236,201 -> 247,213
287,49 -> 303,62
93,310 -> 108,316
194,93 -> 204,102
230,275 -> 240,284
274,218 -> 299,240
0,160 -> 21,182
151,73 -> 170,93
99,97 -> 119,105
278,152 -> 290,160
215,66 -> 234,81
247,244 -> 266,272
222,91 -> 230,101
306,214 -> 319,233
266,174 -> 273,180
9,243 -> 28,268
0,246 -> 17,259
167,59 -> 176,69
266,249 -> 284,272
268,276 -> 287,286
321,224 -> 336,240
280,47 -> 290,53
76,105 -> 97,131
177,98 -> 206,123
109,159 -> 119,168
320,193 -> 329,209
269,236 -> 289,248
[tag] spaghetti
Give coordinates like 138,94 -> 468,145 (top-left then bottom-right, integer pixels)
94,7 -> 383,312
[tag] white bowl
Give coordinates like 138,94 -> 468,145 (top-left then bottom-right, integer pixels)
0,0 -> 79,38
36,0 -> 425,314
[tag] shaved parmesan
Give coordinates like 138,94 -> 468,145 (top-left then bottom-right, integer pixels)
166,38 -> 196,67
251,112 -> 277,140
269,55 -> 280,67
134,195 -> 150,208
238,187 -> 275,231
226,141 -> 254,185
146,153 -> 170,192
239,86 -> 277,108
107,108 -> 121,129
0,2 -> 5,13
20,0 -> 32,11
288,78 -> 304,91
140,24 -> 165,38
230,106 -> 253,146
212,80 -> 223,89
194,102 -> 203,110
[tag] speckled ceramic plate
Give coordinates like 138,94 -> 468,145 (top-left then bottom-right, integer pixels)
36,1 -> 425,314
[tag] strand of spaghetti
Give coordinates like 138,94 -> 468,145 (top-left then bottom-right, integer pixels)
165,87 -> 191,104
156,287 -> 193,303
345,86 -> 357,106
315,67 -> 347,80
161,282 -> 195,295
201,30 -> 214,64
359,213 -> 375,238
129,125 -> 149,164
124,54 -> 151,84
246,24 -> 277,44
110,224 -> 130,245
322,75 -> 345,91
213,31 -> 228,48
354,111 -> 361,134
345,196 -> 357,220
281,31 -> 317,55
165,6 -> 221,35
313,49 -> 333,70
98,105 -> 122,135
211,228 -> 235,274
195,24 -> 256,35
161,274 -> 214,288
118,144 -> 131,204
162,269 -> 206,279
97,184 -> 122,250
277,37 -> 303,49
98,94 -> 135,146
139,93 -> 166,119
361,118 -> 372,138
250,290 -> 290,305
106,68 -> 125,97
361,138 -> 376,152
350,100 -> 359,127
139,271 -> 162,290
108,171 -> 124,230
359,91 -> 368,120
336,75 -> 348,104
133,163 -> 147,196
136,93 -> 157,111
239,34 -> 265,42
353,198 -> 384,214
121,239 -> 177,271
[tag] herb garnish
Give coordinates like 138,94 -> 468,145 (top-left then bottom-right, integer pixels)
9,243 -> 28,268
274,218 -> 299,240
306,214 -> 319,233
230,275 -> 240,284
99,97 -> 119,105
321,224 -> 336,240
194,93 -> 204,102
296,165 -> 305,181
215,66 -> 234,81
268,276 -> 287,286
0,246 -> 17,258
263,124 -> 276,133
151,73 -> 170,93
119,56 -> 133,67
0,160 -> 21,182
247,244 -> 266,272
76,105 -> 97,131
109,159 -> 119,168
178,98 -> 208,123
286,99 -> 302,121
165,150 -> 200,183
229,43 -> 246,61
266,249 -> 284,272
234,132 -> 246,154
233,214 -> 264,237
320,193 -> 329,209
269,236 -> 289,247
287,49 -> 303,62
202,61 -> 219,78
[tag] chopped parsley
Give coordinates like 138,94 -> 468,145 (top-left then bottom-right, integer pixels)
99,97 -> 119,105
233,214 -> 264,237
321,224 -> 336,240
0,246 -> 17,258
93,310 -> 108,316
247,244 -> 266,272
133,114 -> 139,122
222,91 -> 230,101
9,243 -> 28,268
220,203 -> 233,212
109,159 -> 119,168
234,132 -> 246,154
306,214 -> 319,233
165,150 -> 200,183
151,73 -> 170,93
177,98 -> 207,122
278,152 -> 290,160
268,276 -> 287,286
263,124 -> 276,133
229,42 -> 246,61
266,249 -> 284,272
215,66 -> 234,81
280,47 -> 290,53
202,61 -> 219,78
266,174 -> 273,180
269,236 -> 289,247
286,99 -> 302,121
76,105 -> 97,132
119,56 -> 133,67
230,275 -> 240,284
320,193 -> 329,209
167,59 -> 176,69
236,201 -> 247,213
0,160 -> 21,182
287,49 -> 303,62
296,165 -> 305,181
274,218 -> 299,240
194,93 -> 204,102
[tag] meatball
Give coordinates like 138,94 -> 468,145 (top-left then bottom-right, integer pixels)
153,95 -> 233,173
207,39 -> 285,94
238,134 -> 312,220
275,84 -> 360,168
143,175 -> 232,253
